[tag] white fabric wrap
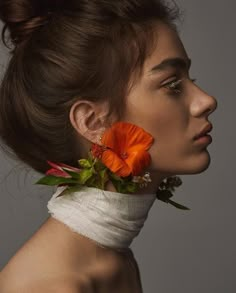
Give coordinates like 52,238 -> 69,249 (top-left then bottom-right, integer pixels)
47,186 -> 156,249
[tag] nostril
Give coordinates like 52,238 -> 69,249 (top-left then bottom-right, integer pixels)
207,108 -> 213,115
207,100 -> 217,115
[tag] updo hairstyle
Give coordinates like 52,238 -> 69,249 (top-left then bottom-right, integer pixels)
0,0 -> 180,173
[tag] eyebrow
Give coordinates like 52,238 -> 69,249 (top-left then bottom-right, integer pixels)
149,57 -> 192,74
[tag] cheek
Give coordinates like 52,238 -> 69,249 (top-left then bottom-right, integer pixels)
124,89 -> 194,173
146,110 -> 189,170
149,138 -> 187,174
124,92 -> 169,133
126,105 -> 185,163
124,90 -> 188,151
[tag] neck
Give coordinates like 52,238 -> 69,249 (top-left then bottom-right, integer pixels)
47,185 -> 157,251
45,216 -> 127,271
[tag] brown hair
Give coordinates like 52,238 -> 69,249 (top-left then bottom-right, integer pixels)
0,0 -> 181,174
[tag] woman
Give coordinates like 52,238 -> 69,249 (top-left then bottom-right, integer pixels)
0,0 -> 217,292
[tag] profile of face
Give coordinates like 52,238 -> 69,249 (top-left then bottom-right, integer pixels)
70,21 -> 218,183
123,21 -> 218,178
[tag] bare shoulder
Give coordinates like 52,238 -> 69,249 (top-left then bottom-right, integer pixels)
0,273 -> 95,293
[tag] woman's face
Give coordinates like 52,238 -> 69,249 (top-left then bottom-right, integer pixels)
123,22 -> 218,178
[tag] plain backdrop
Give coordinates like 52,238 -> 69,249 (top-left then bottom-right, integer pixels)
0,1 -> 235,292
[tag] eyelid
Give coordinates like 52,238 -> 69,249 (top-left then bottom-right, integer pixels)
169,79 -> 182,87
163,78 -> 182,89
163,77 -> 197,87
163,77 -> 197,93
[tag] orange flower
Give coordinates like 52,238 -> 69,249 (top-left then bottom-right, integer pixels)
99,122 -> 154,177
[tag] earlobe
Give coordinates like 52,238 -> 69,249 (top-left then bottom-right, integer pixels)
69,100 -> 108,144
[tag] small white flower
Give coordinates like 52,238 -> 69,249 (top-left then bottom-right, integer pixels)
132,172 -> 152,188
143,172 -> 152,182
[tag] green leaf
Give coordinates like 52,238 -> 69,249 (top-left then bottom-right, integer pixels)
167,199 -> 190,210
156,190 -> 174,202
109,172 -> 124,182
94,159 -> 107,172
77,169 -> 93,184
85,176 -> 97,187
87,151 -> 93,161
100,168 -> 108,180
62,170 -> 80,179
79,159 -> 92,168
56,185 -> 83,197
125,182 -> 138,193
35,176 -> 79,186
109,177 -> 138,194
156,190 -> 190,210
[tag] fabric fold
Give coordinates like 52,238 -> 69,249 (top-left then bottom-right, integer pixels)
47,186 -> 156,250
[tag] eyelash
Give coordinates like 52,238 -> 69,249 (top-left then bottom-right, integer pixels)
164,78 -> 197,94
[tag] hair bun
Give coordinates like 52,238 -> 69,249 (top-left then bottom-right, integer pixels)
0,0 -> 66,47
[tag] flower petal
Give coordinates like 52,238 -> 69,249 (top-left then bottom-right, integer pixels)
47,160 -> 81,173
125,149 -> 151,176
46,168 -> 72,178
47,160 -> 64,171
101,122 -> 153,152
57,162 -> 81,173
100,122 -> 154,176
101,149 -> 132,177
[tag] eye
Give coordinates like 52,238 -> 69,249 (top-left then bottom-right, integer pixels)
163,78 -> 197,94
163,79 -> 183,93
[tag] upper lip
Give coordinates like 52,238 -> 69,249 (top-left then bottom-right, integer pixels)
194,123 -> 213,140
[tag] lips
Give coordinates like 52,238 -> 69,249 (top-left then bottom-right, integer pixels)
194,124 -> 213,140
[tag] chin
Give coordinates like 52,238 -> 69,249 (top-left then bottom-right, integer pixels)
150,150 -> 212,176
183,151 -> 212,175
166,151 -> 212,175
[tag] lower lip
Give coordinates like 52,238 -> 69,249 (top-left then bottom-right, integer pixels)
194,134 -> 212,144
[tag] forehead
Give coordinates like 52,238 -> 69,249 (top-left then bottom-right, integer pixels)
143,22 -> 189,73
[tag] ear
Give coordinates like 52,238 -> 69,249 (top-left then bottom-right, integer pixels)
69,100 -> 110,145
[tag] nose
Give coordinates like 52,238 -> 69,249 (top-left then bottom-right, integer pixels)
190,85 -> 218,118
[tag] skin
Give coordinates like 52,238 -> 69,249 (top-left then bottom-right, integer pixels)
70,21 -> 217,194
0,21 -> 218,292
122,21 -> 218,193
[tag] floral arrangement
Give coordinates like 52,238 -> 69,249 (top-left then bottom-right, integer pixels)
35,122 -> 190,210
